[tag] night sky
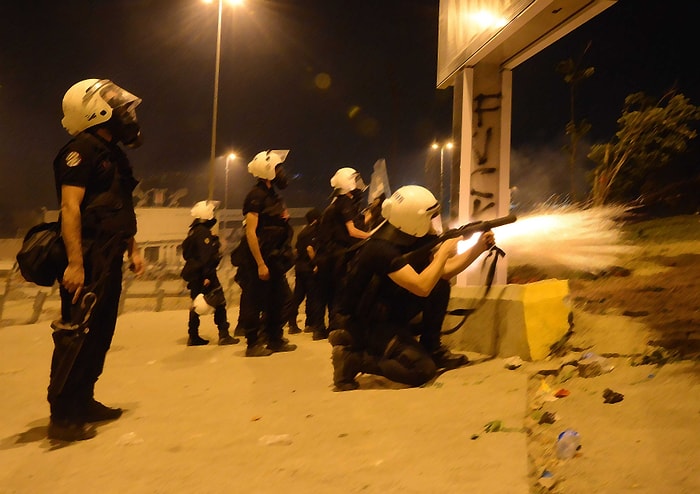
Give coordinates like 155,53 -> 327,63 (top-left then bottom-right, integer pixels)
1,0 -> 698,216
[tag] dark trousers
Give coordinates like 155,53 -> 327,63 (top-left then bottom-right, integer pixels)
291,269 -> 324,330
350,278 -> 451,387
50,248 -> 124,421
315,252 -> 345,330
412,278 -> 451,352
236,262 -> 289,346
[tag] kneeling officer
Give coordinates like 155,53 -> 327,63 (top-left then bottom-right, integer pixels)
331,185 -> 496,390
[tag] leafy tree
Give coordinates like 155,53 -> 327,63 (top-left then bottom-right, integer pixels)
557,42 -> 594,202
588,91 -> 700,206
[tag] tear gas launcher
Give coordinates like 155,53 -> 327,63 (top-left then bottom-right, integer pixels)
403,213 -> 517,263
439,213 -> 517,242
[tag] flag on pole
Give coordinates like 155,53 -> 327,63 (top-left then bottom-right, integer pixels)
368,158 -> 391,203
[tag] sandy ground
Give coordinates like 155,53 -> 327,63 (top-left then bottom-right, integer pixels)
0,312 -> 529,494
0,307 -> 698,494
1,214 -> 699,493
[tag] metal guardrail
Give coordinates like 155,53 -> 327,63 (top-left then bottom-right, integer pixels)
0,262 -> 243,328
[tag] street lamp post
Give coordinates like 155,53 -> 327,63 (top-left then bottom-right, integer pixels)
204,0 -> 243,201
431,141 -> 453,214
224,152 -> 236,211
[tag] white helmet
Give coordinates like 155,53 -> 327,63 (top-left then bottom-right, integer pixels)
190,200 -> 219,221
192,293 -> 214,315
330,167 -> 366,195
248,150 -> 288,180
381,185 -> 440,237
61,79 -> 142,136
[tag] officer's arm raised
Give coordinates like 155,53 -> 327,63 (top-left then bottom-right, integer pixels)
388,238 -> 458,297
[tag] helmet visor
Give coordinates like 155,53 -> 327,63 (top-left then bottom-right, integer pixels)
426,202 -> 442,234
353,173 -> 367,192
88,79 -> 142,112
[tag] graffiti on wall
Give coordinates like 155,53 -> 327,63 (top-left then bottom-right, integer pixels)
471,92 -> 501,218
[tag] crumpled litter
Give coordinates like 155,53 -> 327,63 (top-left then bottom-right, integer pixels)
554,388 -> 570,398
603,388 -> 624,404
533,380 -> 558,406
538,411 -> 558,424
504,356 -> 523,370
578,352 -> 614,378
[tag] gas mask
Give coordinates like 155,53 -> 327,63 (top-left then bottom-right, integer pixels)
108,104 -> 143,148
272,165 -> 289,189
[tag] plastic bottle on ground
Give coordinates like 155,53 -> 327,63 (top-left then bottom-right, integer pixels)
556,429 -> 581,459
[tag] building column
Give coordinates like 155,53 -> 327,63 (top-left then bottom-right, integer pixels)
452,64 -> 512,286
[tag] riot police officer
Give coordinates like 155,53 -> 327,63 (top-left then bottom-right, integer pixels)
49,79 -> 146,441
330,185 -> 495,391
315,167 -> 370,340
181,200 -> 239,346
289,207 -> 324,334
232,150 -> 297,357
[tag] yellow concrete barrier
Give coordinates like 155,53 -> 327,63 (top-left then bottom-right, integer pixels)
443,279 -> 570,361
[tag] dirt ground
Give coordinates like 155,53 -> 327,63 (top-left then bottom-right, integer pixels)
508,213 -> 700,493
1,213 -> 698,493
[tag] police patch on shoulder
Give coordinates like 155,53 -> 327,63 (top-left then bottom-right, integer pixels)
65,151 -> 82,167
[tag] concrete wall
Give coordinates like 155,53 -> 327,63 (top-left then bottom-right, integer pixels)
442,279 -> 571,361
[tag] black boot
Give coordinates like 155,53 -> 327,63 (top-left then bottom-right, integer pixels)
328,329 -> 354,347
217,323 -> 240,345
218,333 -> 239,345
83,399 -> 123,423
187,334 -> 209,346
312,326 -> 329,341
331,346 -> 362,391
48,418 -> 96,442
288,322 -> 302,335
233,324 -> 245,337
267,339 -> 297,353
188,311 -> 208,346
245,344 -> 273,357
431,344 -> 469,369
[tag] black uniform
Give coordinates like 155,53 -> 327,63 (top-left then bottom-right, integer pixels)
181,219 -> 231,341
50,130 -> 138,423
315,193 -> 366,335
290,211 -> 324,332
234,180 -> 294,348
334,226 -> 451,387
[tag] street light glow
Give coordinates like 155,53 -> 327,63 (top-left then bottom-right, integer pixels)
203,0 -> 243,4
204,0 -> 245,201
224,152 -> 238,211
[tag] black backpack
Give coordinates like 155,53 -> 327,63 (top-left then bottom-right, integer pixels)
16,221 -> 67,287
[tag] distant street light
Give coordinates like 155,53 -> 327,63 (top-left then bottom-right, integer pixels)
203,0 -> 244,201
224,152 -> 237,211
431,140 -> 453,214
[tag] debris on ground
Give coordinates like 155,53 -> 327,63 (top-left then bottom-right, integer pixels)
577,352 -> 614,377
504,356 -> 524,370
602,388 -> 624,404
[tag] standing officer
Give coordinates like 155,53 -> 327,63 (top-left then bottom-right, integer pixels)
232,150 -> 297,357
329,185 -> 495,391
314,168 -> 370,340
49,79 -> 146,441
181,200 -> 239,346
289,207 -> 324,334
